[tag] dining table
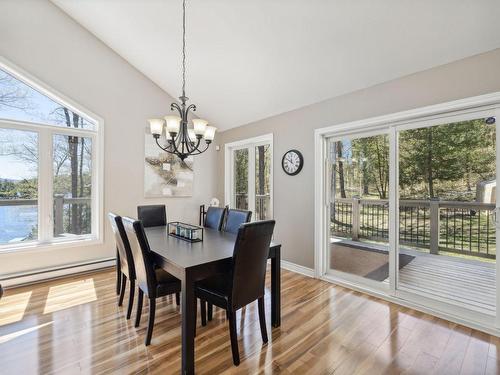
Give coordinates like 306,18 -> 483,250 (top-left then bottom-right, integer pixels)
143,225 -> 282,375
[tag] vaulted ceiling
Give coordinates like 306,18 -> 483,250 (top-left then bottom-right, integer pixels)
52,0 -> 500,130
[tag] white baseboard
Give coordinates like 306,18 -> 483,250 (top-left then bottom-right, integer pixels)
1,258 -> 116,288
281,260 -> 315,278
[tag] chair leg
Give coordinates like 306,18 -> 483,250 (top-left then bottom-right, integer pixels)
126,280 -> 135,320
200,299 -> 207,326
116,270 -> 122,295
145,298 -> 156,346
208,302 -> 213,321
175,292 -> 180,306
118,275 -> 127,307
135,289 -> 143,327
227,310 -> 240,366
258,297 -> 268,343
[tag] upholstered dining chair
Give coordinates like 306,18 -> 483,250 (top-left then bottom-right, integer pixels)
137,204 -> 167,228
222,208 -> 252,234
122,216 -> 182,346
196,220 -> 275,366
109,213 -> 137,320
204,206 -> 226,230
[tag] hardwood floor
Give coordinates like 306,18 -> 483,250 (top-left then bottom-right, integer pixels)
1,268 -> 499,374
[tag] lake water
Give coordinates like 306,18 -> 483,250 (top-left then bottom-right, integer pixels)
0,205 -> 38,244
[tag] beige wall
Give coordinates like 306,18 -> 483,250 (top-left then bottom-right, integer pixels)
0,0 -> 217,276
216,48 -> 500,269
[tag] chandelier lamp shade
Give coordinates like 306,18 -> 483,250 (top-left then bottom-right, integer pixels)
148,0 -> 216,161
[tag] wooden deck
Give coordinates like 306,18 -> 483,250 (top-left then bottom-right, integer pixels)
398,251 -> 496,312
330,238 -> 496,312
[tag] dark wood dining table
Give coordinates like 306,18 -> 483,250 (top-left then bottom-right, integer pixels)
143,226 -> 281,375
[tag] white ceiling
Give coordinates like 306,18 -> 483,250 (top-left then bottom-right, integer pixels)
52,0 -> 500,131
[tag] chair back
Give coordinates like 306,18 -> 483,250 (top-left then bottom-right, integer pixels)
230,220 -> 275,309
137,205 -> 167,228
223,209 -> 252,234
108,213 -> 135,280
122,216 -> 157,297
204,206 -> 226,230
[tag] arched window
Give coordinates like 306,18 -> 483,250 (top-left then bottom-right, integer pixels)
0,60 -> 102,249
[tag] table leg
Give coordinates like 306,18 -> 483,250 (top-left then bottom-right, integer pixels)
271,247 -> 281,327
181,272 -> 196,375
116,250 -> 121,295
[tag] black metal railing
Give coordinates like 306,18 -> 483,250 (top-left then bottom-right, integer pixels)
331,198 -> 496,259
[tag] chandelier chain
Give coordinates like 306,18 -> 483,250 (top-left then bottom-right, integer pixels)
182,0 -> 186,99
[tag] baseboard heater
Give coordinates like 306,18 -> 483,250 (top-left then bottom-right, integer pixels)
0,257 -> 116,288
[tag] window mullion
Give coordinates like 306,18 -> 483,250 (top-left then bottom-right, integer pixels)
248,146 -> 256,218
38,129 -> 53,242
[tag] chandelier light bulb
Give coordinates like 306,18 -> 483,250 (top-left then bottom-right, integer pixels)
149,118 -> 164,137
192,118 -> 208,136
204,126 -> 217,142
164,115 -> 181,135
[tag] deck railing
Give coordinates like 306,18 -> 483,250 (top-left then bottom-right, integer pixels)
0,196 -> 91,237
235,193 -> 270,220
331,198 -> 496,259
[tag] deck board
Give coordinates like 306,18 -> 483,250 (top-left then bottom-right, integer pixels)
398,253 -> 496,311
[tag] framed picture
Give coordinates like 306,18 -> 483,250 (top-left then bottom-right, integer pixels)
144,128 -> 193,197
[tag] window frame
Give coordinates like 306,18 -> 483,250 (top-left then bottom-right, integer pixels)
0,57 -> 104,253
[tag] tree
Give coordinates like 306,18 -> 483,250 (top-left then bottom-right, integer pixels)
0,70 -> 31,112
399,119 -> 495,199
335,141 -> 346,198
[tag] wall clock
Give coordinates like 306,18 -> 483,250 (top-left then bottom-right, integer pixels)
282,149 -> 304,176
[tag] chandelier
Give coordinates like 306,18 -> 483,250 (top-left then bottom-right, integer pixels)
148,0 -> 216,161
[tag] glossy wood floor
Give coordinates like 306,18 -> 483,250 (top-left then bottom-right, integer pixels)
1,268 -> 500,375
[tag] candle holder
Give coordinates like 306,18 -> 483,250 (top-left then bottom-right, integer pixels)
168,222 -> 204,243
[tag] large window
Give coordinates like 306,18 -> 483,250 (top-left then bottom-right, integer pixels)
0,63 -> 101,248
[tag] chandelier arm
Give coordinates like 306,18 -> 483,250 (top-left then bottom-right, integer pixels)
171,102 -> 183,118
188,142 -> 210,155
186,103 -> 196,114
185,136 -> 201,154
155,137 -> 177,155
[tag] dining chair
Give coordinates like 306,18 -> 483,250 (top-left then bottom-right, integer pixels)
122,216 -> 182,346
196,220 -> 276,366
137,204 -> 167,228
204,206 -> 226,230
109,213 -> 137,320
204,207 -> 250,319
222,208 -> 252,234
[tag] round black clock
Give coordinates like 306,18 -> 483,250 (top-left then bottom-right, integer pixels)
282,149 -> 304,176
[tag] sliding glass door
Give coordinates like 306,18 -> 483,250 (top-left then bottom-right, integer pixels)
323,106 -> 500,322
227,135 -> 273,220
396,114 -> 497,313
327,131 -> 391,287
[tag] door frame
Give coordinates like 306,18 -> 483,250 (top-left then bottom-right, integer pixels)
224,133 -> 274,219
314,92 -> 500,334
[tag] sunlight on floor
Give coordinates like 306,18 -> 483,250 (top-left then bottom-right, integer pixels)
0,291 -> 32,326
0,321 -> 53,344
43,278 -> 97,314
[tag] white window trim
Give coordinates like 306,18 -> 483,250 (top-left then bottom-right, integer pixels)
224,133 -> 274,219
314,91 -> 500,335
0,56 -> 104,253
